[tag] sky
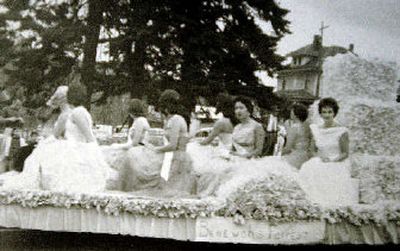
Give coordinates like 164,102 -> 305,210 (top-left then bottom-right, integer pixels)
257,0 -> 400,86
277,0 -> 400,61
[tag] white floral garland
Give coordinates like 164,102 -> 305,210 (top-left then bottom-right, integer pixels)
0,189 -> 399,226
0,190 -> 219,219
219,172 -> 323,224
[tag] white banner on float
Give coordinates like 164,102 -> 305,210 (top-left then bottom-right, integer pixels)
195,217 -> 326,244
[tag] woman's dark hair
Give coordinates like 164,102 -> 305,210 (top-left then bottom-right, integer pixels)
215,93 -> 237,125
128,98 -> 147,116
292,103 -> 309,122
234,96 -> 254,115
158,89 -> 190,127
158,89 -> 181,115
67,83 -> 87,107
38,107 -> 60,123
318,97 -> 339,117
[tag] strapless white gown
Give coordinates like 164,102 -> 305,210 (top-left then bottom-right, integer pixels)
1,108 -> 115,193
187,133 -> 233,174
192,132 -> 298,198
298,124 -> 359,207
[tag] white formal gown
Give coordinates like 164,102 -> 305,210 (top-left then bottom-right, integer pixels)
187,132 -> 233,174
0,107 -> 115,193
298,124 -> 359,207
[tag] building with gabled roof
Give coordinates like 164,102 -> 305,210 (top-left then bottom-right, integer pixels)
276,35 -> 354,105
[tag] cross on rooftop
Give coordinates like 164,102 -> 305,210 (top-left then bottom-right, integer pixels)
319,21 -> 329,43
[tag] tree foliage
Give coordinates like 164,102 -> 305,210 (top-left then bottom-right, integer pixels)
0,0 -> 290,113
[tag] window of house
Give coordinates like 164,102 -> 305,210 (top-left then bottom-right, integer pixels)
305,78 -> 309,90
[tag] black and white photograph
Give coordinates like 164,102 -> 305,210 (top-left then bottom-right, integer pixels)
0,0 -> 399,249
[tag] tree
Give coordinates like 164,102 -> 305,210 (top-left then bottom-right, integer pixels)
0,0 -> 84,109
0,0 -> 290,116
130,0 -> 290,107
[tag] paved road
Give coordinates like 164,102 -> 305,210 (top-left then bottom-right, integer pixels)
0,229 -> 291,250
2,228 -> 393,250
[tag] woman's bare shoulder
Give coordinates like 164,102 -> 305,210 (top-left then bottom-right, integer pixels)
251,119 -> 264,131
71,106 -> 89,115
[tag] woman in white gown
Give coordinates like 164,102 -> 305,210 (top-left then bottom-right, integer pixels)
281,103 -> 311,169
123,90 -> 196,197
102,99 -> 150,169
298,98 -> 359,207
103,99 -> 152,191
197,96 -> 297,198
1,84 -> 116,193
187,93 -> 236,174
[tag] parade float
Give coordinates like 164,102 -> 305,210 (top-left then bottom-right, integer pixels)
0,54 -> 399,245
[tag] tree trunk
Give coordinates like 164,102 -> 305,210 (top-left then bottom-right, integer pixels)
126,1 -> 148,99
81,0 -> 102,110
130,38 -> 146,98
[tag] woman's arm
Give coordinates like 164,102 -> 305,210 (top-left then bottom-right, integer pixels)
53,113 -> 68,138
155,116 -> 181,153
281,126 -> 297,155
71,107 -> 96,143
332,131 -> 349,162
253,124 -> 266,157
200,120 -> 223,145
309,136 -> 317,158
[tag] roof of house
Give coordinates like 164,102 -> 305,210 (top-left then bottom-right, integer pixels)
276,89 -> 318,102
287,44 -> 348,58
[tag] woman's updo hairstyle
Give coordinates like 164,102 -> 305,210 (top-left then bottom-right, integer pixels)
46,85 -> 68,108
158,89 -> 181,115
216,93 -> 237,124
157,89 -> 191,127
128,98 -> 147,117
233,95 -> 254,115
318,97 -> 339,117
292,103 -> 309,122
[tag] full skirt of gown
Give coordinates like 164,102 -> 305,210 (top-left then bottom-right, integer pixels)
212,156 -> 299,199
297,157 -> 359,207
121,146 -> 196,197
283,149 -> 309,170
188,141 -> 298,199
0,137 -> 117,194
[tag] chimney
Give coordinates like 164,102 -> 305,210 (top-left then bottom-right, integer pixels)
313,35 -> 322,50
349,44 -> 354,52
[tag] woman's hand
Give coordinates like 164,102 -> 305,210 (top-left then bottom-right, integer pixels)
230,151 -> 251,159
110,143 -> 120,148
199,139 -> 207,145
330,155 -> 348,162
149,145 -> 162,153
111,143 -> 129,150
320,156 -> 331,162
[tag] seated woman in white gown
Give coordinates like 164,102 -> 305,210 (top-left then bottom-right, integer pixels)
281,103 -> 311,169
298,98 -> 359,207
1,84 -> 117,193
123,90 -> 196,197
102,99 -> 150,172
187,93 -> 236,173
197,96 -> 297,198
